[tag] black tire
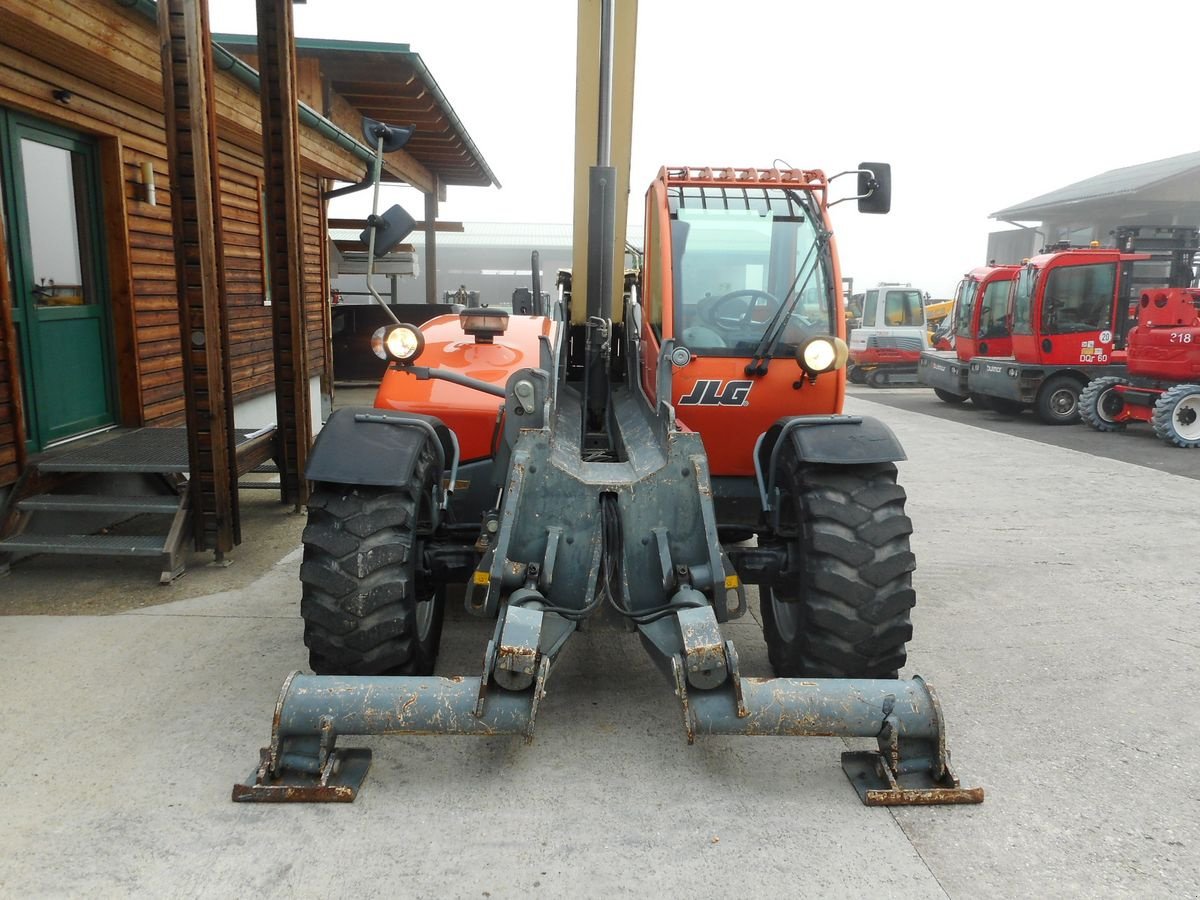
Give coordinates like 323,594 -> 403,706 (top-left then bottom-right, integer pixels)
1152,383 -> 1200,448
1035,375 -> 1084,425
988,397 -> 1025,416
867,368 -> 889,388
933,388 -> 968,404
761,458 -> 916,678
969,393 -> 993,410
847,366 -> 868,385
299,442 -> 444,675
1079,376 -> 1128,433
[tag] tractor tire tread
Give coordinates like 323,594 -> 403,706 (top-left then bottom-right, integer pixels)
1152,383 -> 1200,448
763,460 -> 915,679
1079,376 -> 1128,433
300,515 -> 361,559
300,444 -> 444,676
809,531 -> 875,567
1035,374 -> 1084,425
804,497 -> 871,528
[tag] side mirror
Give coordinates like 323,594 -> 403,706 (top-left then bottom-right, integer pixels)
362,204 -> 415,258
361,117 -> 414,153
857,162 -> 891,215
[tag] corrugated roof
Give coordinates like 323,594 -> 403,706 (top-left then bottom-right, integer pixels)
991,150 -> 1200,220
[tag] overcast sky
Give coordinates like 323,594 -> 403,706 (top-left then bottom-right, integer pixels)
209,0 -> 1199,299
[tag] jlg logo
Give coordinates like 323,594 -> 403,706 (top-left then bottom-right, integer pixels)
678,379 -> 753,406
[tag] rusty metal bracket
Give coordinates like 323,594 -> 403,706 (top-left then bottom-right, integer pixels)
474,638 -> 497,718
667,656 -> 983,807
670,655 -> 696,745
525,655 -> 553,745
841,678 -> 984,806
724,640 -> 747,718
493,604 -> 544,691
840,750 -> 982,806
234,601 -> 581,803
232,674 -> 372,803
233,672 -> 543,803
676,605 -> 727,691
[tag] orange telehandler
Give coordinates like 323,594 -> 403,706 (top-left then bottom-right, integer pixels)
235,0 -> 981,808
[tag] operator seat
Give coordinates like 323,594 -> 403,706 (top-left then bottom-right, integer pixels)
682,324 -> 727,348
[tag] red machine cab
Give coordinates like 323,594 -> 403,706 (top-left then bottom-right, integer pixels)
918,264 -> 1018,403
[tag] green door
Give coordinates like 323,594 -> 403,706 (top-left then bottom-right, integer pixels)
1,112 -> 115,450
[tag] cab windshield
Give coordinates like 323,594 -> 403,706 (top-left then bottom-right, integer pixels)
1041,262 -> 1116,334
669,190 -> 833,356
978,278 -> 1013,337
1011,266 -> 1037,334
954,278 -> 979,339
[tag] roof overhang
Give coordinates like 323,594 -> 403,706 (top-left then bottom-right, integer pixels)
991,151 -> 1200,221
214,34 -> 500,194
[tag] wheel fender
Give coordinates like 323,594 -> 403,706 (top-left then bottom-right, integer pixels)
758,414 -> 907,472
306,406 -> 454,488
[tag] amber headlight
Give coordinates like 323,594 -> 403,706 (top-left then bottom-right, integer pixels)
371,324 -> 424,363
798,336 -> 848,375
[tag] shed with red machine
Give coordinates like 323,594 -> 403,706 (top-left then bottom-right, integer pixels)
965,227 -> 1199,424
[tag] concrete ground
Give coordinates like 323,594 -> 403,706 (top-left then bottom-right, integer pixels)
2,391 -> 1198,898
847,382 -> 1200,482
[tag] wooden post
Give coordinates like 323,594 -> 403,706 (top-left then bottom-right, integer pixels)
424,183 -> 438,304
157,0 -> 240,554
317,183 -> 332,402
256,0 -> 312,509
0,198 -> 27,480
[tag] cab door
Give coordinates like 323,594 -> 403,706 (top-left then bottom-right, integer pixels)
1,112 -> 115,449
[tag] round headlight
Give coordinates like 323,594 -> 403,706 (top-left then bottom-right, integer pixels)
371,325 -> 424,363
798,336 -> 848,374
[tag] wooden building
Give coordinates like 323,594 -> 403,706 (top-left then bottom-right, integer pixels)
0,0 -> 497,577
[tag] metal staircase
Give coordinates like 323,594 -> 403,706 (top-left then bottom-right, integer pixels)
0,426 -> 278,583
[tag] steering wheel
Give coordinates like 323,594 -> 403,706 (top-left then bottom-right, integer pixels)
704,289 -> 783,332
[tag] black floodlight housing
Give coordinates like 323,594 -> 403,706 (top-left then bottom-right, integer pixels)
362,117 -> 414,153
361,204 -> 416,258
459,307 -> 509,343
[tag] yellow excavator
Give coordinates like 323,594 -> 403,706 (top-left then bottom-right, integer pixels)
924,298 -> 954,347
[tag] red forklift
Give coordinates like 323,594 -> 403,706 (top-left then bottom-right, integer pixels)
917,263 -> 1019,407
1079,286 -> 1200,447
965,226 -> 1199,424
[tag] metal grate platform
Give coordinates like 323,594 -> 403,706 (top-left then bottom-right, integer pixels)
17,494 -> 182,515
36,428 -> 264,474
0,534 -> 165,557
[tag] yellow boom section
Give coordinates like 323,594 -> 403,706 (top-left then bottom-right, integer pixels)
570,0 -> 638,325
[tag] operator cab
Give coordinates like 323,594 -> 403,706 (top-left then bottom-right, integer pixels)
954,265 -> 1018,359
639,167 -> 856,477
670,204 -> 835,356
850,284 -> 929,351
1010,253 -> 1123,364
